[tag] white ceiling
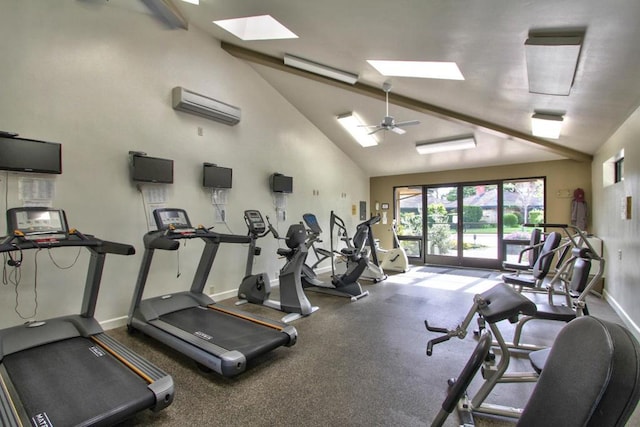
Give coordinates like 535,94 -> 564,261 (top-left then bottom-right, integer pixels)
154,0 -> 640,177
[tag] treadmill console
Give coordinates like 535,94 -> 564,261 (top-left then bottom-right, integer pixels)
244,210 -> 266,235
153,208 -> 195,233
7,207 -> 69,241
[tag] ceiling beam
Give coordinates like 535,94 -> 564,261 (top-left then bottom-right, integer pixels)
221,42 -> 592,163
142,0 -> 188,30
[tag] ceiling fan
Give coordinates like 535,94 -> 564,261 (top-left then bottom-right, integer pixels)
361,82 -> 420,135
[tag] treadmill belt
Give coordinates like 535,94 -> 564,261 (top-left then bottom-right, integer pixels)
3,336 -> 155,426
161,306 -> 289,360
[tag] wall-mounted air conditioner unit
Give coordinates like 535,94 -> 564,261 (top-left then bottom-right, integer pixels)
171,86 -> 241,126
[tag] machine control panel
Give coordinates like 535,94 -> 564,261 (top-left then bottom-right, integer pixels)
7,207 -> 69,241
244,210 -> 266,235
153,208 -> 195,233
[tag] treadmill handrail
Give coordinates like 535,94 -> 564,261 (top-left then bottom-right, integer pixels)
144,228 -> 251,250
97,239 -> 136,256
0,231 -> 101,252
0,231 -> 135,255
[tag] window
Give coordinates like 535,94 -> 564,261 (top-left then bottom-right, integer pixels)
615,157 -> 624,183
603,148 -> 624,187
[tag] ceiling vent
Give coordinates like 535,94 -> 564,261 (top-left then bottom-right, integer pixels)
172,87 -> 241,125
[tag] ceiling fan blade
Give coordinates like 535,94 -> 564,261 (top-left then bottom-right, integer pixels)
368,128 -> 384,135
358,124 -> 381,128
394,120 -> 421,127
390,127 -> 406,135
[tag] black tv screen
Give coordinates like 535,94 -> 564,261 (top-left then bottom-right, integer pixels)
0,136 -> 62,174
203,164 -> 232,188
131,155 -> 173,184
271,173 -> 293,193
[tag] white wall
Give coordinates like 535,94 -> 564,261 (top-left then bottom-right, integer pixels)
0,0 -> 369,328
592,105 -> 640,336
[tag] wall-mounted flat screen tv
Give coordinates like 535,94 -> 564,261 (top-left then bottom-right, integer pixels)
271,173 -> 293,193
203,163 -> 232,188
131,154 -> 174,184
0,136 -> 62,174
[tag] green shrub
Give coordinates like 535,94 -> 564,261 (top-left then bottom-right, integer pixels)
463,205 -> 483,223
528,210 -> 544,225
504,213 -> 519,227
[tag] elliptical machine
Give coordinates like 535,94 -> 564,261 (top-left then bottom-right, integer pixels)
376,219 -> 409,273
298,211 -> 370,301
236,210 -> 318,322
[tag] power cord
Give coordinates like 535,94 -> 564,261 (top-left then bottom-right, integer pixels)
2,246 -> 40,320
47,247 -> 81,269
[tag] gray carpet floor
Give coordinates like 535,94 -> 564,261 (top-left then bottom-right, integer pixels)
109,267 -> 638,426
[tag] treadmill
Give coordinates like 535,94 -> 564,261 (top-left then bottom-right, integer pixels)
0,207 -> 174,426
127,208 -> 297,377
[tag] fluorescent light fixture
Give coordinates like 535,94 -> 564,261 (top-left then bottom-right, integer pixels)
525,35 -> 582,95
213,15 -> 298,41
531,113 -> 564,139
367,60 -> 464,80
337,112 -> 378,147
181,0 -> 199,4
284,54 -> 359,85
415,135 -> 476,154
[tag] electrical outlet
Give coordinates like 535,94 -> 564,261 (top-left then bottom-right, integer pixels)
618,250 -> 623,260
197,127 -> 203,136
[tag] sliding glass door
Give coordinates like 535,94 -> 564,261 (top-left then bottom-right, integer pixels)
395,187 -> 424,261
424,183 -> 501,268
395,177 -> 544,269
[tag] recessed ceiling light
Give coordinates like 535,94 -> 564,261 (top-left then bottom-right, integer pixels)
367,60 -> 464,80
213,15 -> 298,41
337,112 -> 379,147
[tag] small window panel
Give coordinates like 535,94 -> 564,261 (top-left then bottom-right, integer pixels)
614,157 -> 624,183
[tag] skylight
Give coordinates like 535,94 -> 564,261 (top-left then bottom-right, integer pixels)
213,15 -> 298,41
367,60 -> 464,80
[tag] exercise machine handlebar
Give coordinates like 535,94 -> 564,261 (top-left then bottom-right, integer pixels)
425,320 -> 469,356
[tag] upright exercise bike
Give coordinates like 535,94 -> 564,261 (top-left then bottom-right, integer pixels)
236,210 -> 318,322
376,219 -> 409,273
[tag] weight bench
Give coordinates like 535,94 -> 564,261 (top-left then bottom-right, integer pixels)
426,283 -> 539,419
502,231 -> 561,291
502,227 -> 542,273
510,247 -> 604,352
432,315 -> 640,426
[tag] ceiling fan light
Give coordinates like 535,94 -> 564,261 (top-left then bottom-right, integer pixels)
531,113 -> 563,139
415,135 -> 476,154
337,112 -> 379,147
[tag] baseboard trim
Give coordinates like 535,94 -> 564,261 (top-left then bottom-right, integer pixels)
100,266 -> 335,331
604,289 -> 640,341
101,315 -> 128,331
100,288 -> 245,331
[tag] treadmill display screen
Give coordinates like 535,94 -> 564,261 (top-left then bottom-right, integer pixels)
153,208 -> 192,230
7,208 -> 68,239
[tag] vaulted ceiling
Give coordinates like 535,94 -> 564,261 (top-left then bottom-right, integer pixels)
146,0 -> 640,177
